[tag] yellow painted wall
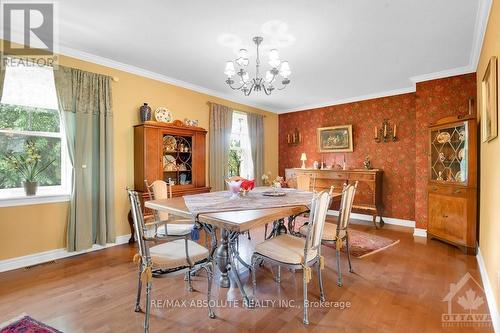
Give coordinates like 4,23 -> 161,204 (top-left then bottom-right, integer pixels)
476,0 -> 500,314
0,48 -> 279,260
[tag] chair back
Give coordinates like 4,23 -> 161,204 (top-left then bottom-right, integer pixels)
296,173 -> 316,191
304,188 -> 332,261
127,189 -> 151,260
336,181 -> 358,233
145,179 -> 172,221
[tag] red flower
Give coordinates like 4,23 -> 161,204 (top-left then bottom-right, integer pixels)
241,179 -> 255,191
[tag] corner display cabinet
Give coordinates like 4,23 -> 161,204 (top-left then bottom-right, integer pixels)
427,115 -> 477,254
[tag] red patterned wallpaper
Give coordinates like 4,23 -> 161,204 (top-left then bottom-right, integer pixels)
278,73 -> 477,226
414,73 -> 477,228
279,93 -> 416,221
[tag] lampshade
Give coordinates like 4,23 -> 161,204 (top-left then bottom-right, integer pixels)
268,49 -> 280,68
224,61 -> 235,77
242,72 -> 250,83
236,49 -> 249,66
279,61 -> 291,78
238,48 -> 248,59
300,153 -> 307,161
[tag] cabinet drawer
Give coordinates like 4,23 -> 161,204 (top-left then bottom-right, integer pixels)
349,173 -> 375,181
427,185 -> 467,198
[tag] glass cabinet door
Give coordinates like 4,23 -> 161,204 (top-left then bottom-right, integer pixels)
430,122 -> 467,184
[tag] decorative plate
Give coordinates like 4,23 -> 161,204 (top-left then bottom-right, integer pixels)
163,135 -> 177,152
163,155 -> 176,171
458,129 -> 466,142
455,170 -> 464,182
155,107 -> 172,123
458,148 -> 465,160
262,191 -> 286,197
436,132 -> 451,144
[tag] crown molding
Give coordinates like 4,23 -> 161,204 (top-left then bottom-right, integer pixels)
470,0 -> 493,71
277,86 -> 416,114
56,45 -> 278,113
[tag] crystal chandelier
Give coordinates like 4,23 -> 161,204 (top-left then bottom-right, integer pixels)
224,36 -> 291,96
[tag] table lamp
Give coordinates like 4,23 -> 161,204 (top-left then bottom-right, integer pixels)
300,153 -> 307,169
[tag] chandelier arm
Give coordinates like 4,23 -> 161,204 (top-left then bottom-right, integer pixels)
228,81 -> 247,90
244,82 -> 255,96
262,85 -> 272,95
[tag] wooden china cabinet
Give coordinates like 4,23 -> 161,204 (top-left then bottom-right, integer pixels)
134,120 -> 210,200
427,115 -> 477,254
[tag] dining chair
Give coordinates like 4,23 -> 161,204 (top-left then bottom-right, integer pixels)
251,190 -> 332,325
299,181 -> 358,287
128,189 -> 215,333
144,179 -> 194,237
295,173 -> 316,191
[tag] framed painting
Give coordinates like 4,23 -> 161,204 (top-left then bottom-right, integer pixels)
481,56 -> 498,142
317,125 -> 353,152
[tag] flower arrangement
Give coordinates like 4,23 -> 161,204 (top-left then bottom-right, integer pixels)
240,179 -> 255,192
4,141 -> 55,196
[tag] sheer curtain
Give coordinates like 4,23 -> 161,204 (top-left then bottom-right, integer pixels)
53,65 -> 115,252
247,112 -> 264,186
0,66 -> 5,101
209,102 -> 233,191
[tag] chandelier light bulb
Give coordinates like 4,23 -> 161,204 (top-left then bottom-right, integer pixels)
224,61 -> 236,77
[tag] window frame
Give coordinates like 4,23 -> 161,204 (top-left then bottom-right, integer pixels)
0,66 -> 72,205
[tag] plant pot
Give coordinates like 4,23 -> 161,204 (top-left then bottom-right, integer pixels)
23,181 -> 38,196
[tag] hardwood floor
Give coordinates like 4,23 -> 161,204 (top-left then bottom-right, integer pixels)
0,221 -> 493,333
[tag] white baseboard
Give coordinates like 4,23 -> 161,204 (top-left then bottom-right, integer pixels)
413,228 -> 427,238
477,247 -> 500,332
0,234 -> 131,273
327,210 -> 416,228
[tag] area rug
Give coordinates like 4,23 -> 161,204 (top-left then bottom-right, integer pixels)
326,229 -> 400,258
0,315 -> 62,333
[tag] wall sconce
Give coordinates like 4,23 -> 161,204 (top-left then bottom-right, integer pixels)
287,128 -> 302,145
374,119 -> 397,143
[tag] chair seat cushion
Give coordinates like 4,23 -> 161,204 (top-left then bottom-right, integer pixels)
299,222 -> 346,241
157,223 -> 193,236
150,239 -> 209,270
254,234 -> 317,265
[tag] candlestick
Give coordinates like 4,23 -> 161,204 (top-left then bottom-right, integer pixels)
374,126 -> 378,139
394,124 -> 397,138
384,124 -> 387,137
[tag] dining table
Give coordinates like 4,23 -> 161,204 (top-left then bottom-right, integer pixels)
145,187 -> 339,306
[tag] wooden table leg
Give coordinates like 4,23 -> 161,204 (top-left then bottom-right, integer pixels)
215,229 -> 230,288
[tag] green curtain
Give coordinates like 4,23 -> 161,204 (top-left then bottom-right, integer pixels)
247,112 -> 264,185
53,65 -> 115,252
209,103 -> 233,191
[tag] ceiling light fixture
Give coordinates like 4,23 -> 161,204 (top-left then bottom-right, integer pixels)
224,36 -> 291,96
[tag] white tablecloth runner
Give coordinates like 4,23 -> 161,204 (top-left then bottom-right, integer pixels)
183,187 -> 313,216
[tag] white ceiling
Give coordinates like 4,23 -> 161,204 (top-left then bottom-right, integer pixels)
3,0 -> 492,113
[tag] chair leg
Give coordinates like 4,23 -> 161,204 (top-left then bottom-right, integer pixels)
264,223 -> 268,238
144,281 -> 152,333
251,256 -> 257,297
134,263 -> 143,312
186,271 -> 193,292
346,235 -> 354,273
317,261 -> 325,302
303,268 -> 309,325
203,263 -> 216,319
276,265 -> 281,283
247,230 -> 251,240
336,249 -> 343,287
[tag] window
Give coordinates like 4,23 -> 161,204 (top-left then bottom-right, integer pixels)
228,112 -> 254,179
0,61 -> 71,200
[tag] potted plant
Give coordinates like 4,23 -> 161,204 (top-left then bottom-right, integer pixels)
4,141 -> 55,196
